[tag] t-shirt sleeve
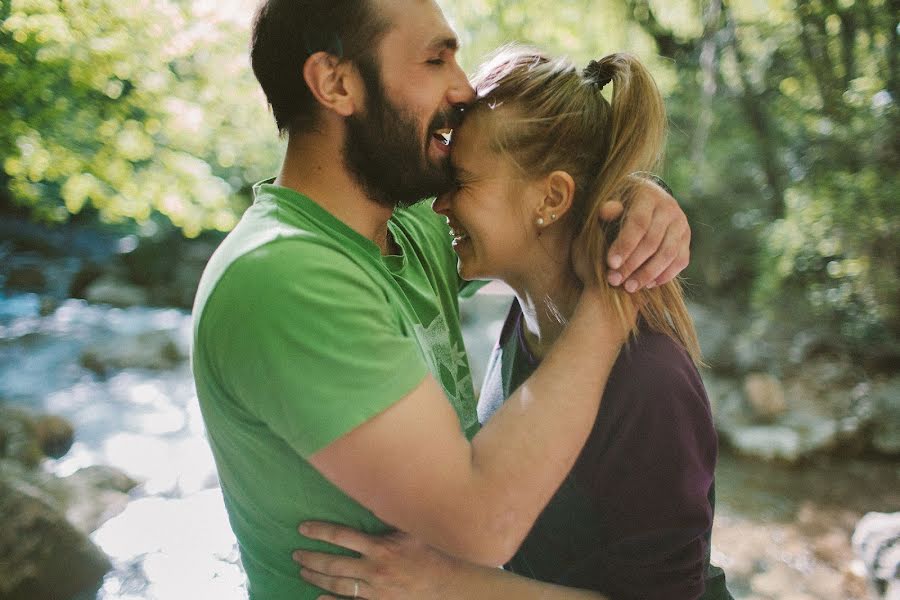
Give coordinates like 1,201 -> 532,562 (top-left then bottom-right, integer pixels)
198,237 -> 430,457
580,336 -> 717,599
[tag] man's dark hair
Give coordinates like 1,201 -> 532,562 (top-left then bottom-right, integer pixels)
250,0 -> 390,136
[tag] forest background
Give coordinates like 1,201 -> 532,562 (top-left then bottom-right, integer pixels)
2,0 -> 897,361
0,0 -> 898,599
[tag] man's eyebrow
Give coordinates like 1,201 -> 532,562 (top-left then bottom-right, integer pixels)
426,36 -> 459,52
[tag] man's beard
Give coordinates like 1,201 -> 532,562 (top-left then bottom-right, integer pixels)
343,58 -> 455,210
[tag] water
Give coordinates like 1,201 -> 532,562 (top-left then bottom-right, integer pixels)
4,287 -> 897,599
0,288 -> 512,600
0,290 -> 245,599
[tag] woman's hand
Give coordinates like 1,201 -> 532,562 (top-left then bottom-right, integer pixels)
294,521 -> 459,600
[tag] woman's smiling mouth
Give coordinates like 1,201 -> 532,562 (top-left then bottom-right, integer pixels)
448,224 -> 469,247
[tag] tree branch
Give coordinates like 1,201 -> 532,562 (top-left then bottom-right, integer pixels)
795,0 -> 845,119
723,3 -> 786,218
622,0 -> 697,61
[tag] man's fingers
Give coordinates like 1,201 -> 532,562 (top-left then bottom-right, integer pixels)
606,196 -> 654,271
614,206 -> 671,284
651,242 -> 691,287
621,223 -> 689,290
299,521 -> 375,555
293,550 -> 365,579
299,568 -> 370,599
599,199 -> 624,222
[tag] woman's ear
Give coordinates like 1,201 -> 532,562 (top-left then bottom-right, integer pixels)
302,52 -> 362,118
536,170 -> 575,222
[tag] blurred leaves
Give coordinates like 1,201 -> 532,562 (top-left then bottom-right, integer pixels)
444,0 -> 897,360
1,0 -> 897,358
0,0 -> 282,236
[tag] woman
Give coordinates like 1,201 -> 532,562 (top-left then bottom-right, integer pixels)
292,46 -> 731,599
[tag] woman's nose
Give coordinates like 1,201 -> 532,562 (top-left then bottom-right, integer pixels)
432,192 -> 452,216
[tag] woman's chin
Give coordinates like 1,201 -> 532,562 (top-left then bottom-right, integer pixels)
456,260 -> 482,282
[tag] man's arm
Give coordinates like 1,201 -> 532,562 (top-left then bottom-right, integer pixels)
309,291 -> 628,566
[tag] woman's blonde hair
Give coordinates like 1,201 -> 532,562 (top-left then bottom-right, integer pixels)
469,45 -> 702,364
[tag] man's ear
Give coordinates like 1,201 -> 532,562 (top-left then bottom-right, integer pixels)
302,52 -> 362,118
536,170 -> 575,222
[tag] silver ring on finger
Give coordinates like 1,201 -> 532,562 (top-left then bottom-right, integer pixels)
353,579 -> 359,599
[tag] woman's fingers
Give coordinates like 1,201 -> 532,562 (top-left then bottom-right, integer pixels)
299,521 -> 376,554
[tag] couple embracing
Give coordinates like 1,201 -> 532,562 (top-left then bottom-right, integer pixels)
192,1 -> 731,598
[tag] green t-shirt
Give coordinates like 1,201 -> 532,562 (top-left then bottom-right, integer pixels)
191,181 -> 479,599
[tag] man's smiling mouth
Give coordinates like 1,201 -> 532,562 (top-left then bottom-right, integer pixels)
433,128 -> 453,146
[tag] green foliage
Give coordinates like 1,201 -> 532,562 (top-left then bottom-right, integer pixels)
1,0 -> 897,359
0,0 -> 282,236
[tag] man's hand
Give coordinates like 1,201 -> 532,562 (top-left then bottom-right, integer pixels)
603,178 -> 690,293
294,522 -> 457,600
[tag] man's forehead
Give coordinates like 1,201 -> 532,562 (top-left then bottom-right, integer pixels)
377,0 -> 458,50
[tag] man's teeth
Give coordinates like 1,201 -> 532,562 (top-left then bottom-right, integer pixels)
435,129 -> 453,146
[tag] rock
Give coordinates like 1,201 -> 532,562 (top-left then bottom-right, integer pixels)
33,414 -> 74,459
120,232 -> 221,308
83,273 -> 150,307
60,466 -> 139,534
68,262 -> 105,299
80,330 -> 185,374
743,372 -> 787,422
688,302 -> 745,372
852,512 -> 900,599
869,377 -> 900,456
750,562 -> 796,597
164,239 -> 218,308
5,265 -> 47,292
0,459 -> 139,536
711,355 -> 889,462
813,530 -> 850,564
725,425 -> 805,462
0,473 -> 111,600
700,370 -> 743,426
0,406 -> 74,468
38,296 -> 58,316
66,464 -> 138,494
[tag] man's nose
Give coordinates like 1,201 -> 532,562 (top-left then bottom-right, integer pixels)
447,63 -> 475,106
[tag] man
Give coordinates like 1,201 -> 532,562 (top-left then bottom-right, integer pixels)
191,1 -> 691,598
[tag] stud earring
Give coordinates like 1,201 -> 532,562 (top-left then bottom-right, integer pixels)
536,217 -> 545,227
551,213 -> 557,220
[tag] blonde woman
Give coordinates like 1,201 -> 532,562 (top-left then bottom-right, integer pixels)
291,47 -> 731,600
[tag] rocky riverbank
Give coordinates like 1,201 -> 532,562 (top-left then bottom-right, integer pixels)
1,215 -> 897,599
0,406 -> 138,599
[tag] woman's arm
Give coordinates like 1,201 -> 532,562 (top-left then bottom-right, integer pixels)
293,522 -> 609,600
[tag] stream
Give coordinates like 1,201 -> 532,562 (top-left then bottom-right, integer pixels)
2,284 -> 897,599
